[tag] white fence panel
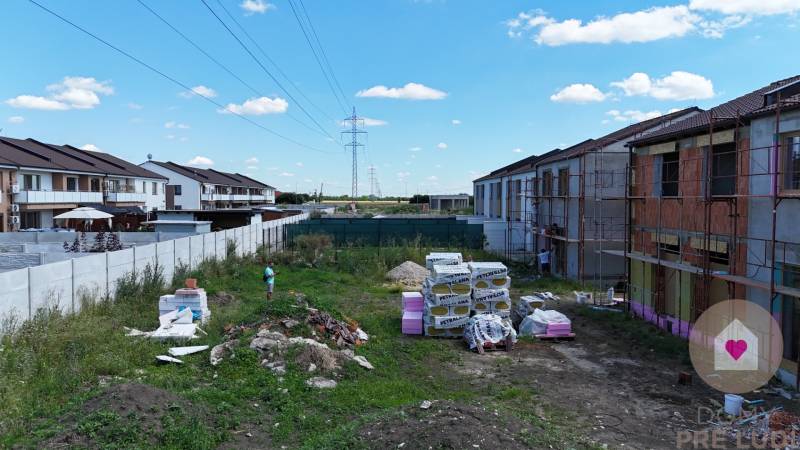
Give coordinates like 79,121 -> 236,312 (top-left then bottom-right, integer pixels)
215,231 -> 226,259
108,248 -> 134,296
30,261 -> 72,314
0,268 -> 30,320
72,253 -> 107,310
189,235 -> 204,269
204,232 -> 216,261
134,244 -> 157,274
235,227 -> 244,257
156,241 -> 176,284
174,237 -> 191,268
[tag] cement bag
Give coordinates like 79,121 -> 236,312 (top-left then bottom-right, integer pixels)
525,309 -> 570,336
463,314 -> 517,350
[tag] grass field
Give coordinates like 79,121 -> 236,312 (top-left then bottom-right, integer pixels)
0,244 -> 599,449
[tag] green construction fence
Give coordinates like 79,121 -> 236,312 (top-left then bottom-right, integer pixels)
286,218 -> 484,248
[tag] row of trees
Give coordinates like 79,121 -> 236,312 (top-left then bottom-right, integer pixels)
276,192 -> 473,205
63,231 -> 124,253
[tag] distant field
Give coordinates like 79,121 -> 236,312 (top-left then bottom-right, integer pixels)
321,200 -> 410,206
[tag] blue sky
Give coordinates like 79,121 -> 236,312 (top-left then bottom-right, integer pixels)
1,0 -> 799,196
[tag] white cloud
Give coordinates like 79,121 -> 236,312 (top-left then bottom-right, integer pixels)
512,148 -> 522,153
279,172 -> 294,177
6,95 -> 69,111
7,116 -> 24,124
363,117 -> 388,126
606,109 -> 663,123
612,71 -> 714,100
80,144 -> 102,152
426,175 -> 439,182
240,0 -> 275,15
451,119 -> 462,125
437,142 -> 448,150
246,165 -> 259,170
396,171 -> 411,179
409,147 -> 422,152
356,82 -> 447,100
127,102 -> 143,110
218,96 -> 288,115
295,162 -> 304,167
550,84 -> 607,103
187,156 -> 214,166
698,15 -> 752,38
180,85 -> 218,99
508,6 -> 700,46
6,76 -> 113,111
164,121 -> 190,129
689,0 -> 800,15
245,157 -> 259,165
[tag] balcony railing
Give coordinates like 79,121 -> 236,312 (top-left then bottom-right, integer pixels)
14,190 -> 104,204
105,192 -> 147,203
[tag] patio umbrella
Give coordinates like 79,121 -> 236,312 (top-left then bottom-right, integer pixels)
54,206 -> 114,230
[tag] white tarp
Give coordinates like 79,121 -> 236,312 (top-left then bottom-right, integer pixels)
463,313 -> 517,349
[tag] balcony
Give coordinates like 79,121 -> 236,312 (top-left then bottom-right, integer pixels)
105,192 -> 147,203
232,194 -> 249,201
14,190 -> 104,204
201,193 -> 232,201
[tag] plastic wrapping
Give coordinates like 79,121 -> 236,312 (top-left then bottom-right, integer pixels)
463,314 -> 517,349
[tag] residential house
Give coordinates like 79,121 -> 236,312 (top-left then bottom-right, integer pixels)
534,107 -> 699,287
623,76 -> 800,340
0,136 -> 167,231
140,160 -> 275,210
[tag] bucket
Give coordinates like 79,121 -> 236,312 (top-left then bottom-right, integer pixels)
724,394 -> 744,416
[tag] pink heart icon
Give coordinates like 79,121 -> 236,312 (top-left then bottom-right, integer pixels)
725,339 -> 748,360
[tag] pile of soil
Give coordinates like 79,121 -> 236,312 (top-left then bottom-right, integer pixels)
357,401 -> 532,449
385,261 -> 429,287
44,383 -> 204,448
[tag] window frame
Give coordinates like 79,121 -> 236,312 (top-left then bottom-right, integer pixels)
661,152 -> 680,197
557,168 -> 569,197
710,142 -> 737,196
781,131 -> 800,195
542,170 -> 553,196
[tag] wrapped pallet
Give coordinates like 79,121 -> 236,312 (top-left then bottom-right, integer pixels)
463,314 -> 517,350
425,252 -> 463,270
467,262 -> 508,289
422,263 -> 472,337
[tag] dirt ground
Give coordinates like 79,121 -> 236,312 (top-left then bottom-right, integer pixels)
442,299 -> 799,450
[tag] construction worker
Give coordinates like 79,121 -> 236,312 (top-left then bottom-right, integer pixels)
263,260 -> 276,300
538,248 -> 551,276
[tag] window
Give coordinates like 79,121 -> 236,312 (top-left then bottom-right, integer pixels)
20,211 -> 40,229
711,143 -> 736,196
542,170 -> 553,196
661,152 -> 679,197
557,168 -> 569,196
23,174 -> 41,191
514,179 -> 522,221
783,134 -> 800,191
142,181 -> 147,194
152,182 -> 158,195
174,205 -> 182,210
781,263 -> 800,361
66,177 -> 78,192
174,185 -> 182,196
90,178 -> 100,192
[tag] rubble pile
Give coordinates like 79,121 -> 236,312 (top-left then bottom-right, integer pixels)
307,310 -> 365,347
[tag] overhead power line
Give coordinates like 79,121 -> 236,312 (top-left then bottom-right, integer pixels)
287,0 -> 349,115
212,0 -> 338,125
199,0 -> 335,139
135,0 -> 332,139
26,0 -> 338,154
296,0 -> 350,109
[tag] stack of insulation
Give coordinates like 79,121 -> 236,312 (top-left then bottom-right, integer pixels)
159,288 -> 211,324
468,262 -> 511,318
423,260 -> 472,337
401,292 -> 424,335
425,252 -> 463,271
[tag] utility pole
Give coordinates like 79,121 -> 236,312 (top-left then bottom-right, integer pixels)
368,166 -> 376,199
341,107 -> 366,201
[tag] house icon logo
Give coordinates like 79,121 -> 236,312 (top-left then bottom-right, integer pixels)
689,300 -> 783,394
714,319 -> 758,371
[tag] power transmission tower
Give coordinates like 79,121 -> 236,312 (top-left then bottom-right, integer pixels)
368,166 -> 376,199
341,107 -> 366,200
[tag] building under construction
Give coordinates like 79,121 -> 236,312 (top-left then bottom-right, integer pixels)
472,74 -> 800,384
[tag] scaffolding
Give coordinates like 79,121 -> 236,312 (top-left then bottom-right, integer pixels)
619,98 -> 800,384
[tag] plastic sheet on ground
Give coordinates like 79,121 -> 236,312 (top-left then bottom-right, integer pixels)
463,313 -> 517,350
519,309 -> 571,336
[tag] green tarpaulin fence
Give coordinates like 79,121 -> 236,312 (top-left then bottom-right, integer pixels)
286,218 -> 483,248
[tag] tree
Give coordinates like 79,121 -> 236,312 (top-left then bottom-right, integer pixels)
91,231 -> 107,252
408,194 -> 430,204
276,192 -> 312,204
